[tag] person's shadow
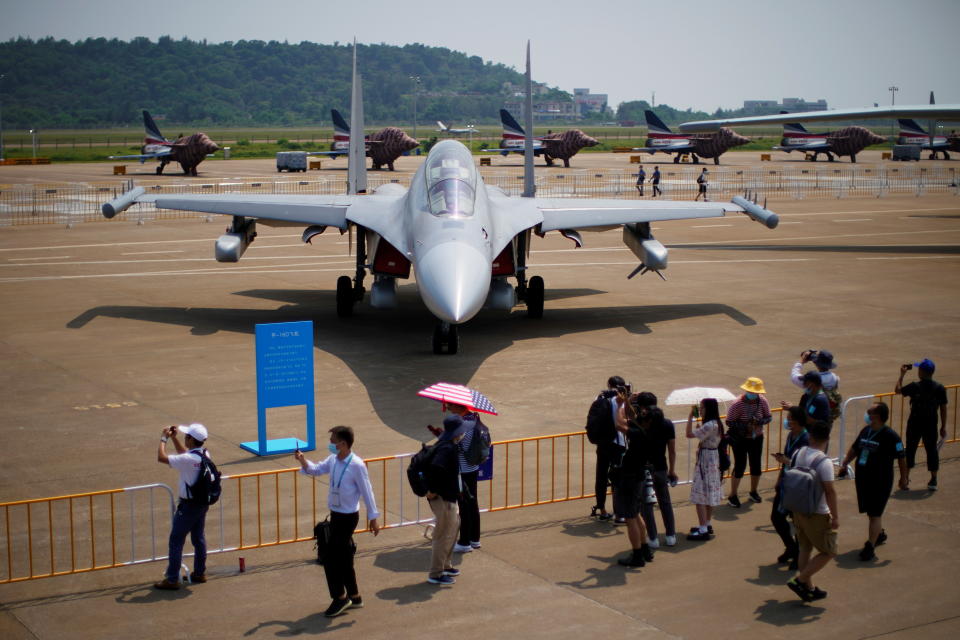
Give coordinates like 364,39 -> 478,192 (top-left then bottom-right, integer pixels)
753,598 -> 826,626
116,584 -> 192,604
375,582 -> 438,605
559,520 -> 623,539
744,562 -> 792,586
244,612 -> 355,636
557,554 -> 631,589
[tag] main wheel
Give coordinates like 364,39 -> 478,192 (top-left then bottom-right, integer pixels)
336,275 -> 354,317
527,275 -> 544,318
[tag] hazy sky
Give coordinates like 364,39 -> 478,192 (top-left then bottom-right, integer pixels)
3,0 -> 958,113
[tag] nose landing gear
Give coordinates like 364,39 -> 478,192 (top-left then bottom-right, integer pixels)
432,322 -> 460,355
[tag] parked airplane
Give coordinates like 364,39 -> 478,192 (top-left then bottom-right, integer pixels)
314,109 -> 419,170
773,114 -> 885,163
897,119 -> 955,159
101,42 -> 780,355
492,109 -> 598,167
437,121 -> 479,135
109,110 -> 219,176
631,110 -> 748,164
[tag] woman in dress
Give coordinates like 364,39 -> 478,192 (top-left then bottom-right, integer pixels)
687,398 -> 724,540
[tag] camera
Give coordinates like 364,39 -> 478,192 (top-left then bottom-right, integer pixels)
802,349 -> 819,362
903,363 -> 913,370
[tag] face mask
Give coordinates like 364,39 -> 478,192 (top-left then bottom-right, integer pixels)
863,412 -> 871,425
783,416 -> 791,430
328,443 -> 339,455
745,393 -> 758,401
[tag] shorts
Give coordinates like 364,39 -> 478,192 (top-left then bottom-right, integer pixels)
793,512 -> 838,556
855,475 -> 893,517
613,475 -> 642,518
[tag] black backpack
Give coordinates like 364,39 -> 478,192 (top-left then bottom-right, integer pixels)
407,442 -> 440,497
585,391 -> 616,445
187,450 -> 222,506
463,418 -> 492,466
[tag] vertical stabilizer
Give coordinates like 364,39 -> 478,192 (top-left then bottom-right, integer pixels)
643,110 -> 673,135
347,39 -> 367,195
522,41 -> 535,198
142,110 -> 167,143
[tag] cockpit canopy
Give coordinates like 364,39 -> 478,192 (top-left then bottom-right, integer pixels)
425,141 -> 477,217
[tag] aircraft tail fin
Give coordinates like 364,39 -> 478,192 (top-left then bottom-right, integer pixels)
898,118 -> 927,136
331,109 -> 350,138
437,121 -> 448,131
644,110 -> 673,135
142,110 -> 167,143
500,108 -> 526,138
522,41 -> 535,198
930,91 -> 935,105
347,39 -> 367,195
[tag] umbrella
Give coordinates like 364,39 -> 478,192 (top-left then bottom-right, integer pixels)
665,387 -> 738,406
417,382 -> 498,415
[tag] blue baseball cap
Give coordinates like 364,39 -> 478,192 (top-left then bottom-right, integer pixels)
914,358 -> 935,372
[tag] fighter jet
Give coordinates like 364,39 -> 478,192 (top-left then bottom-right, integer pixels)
310,109 -> 419,171
109,110 -> 219,176
492,109 -> 598,167
773,116 -> 885,163
630,110 -> 748,165
102,42 -> 780,354
436,121 -> 479,135
897,119 -> 955,160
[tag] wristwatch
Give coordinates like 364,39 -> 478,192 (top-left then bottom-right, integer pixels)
160,437 -> 168,443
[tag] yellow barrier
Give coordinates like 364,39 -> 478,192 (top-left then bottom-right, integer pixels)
2,385 -> 955,583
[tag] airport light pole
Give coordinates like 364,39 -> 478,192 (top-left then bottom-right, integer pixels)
888,86 -> 899,138
409,75 -> 421,141
29,128 -> 38,159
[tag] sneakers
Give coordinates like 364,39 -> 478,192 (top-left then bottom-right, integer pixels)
727,495 -> 741,508
809,587 -> 828,601
324,597 -> 351,617
859,541 -> 876,561
928,477 -> 938,491
348,596 -> 364,609
613,516 -> 627,525
153,578 -> 181,591
749,491 -> 762,504
689,525 -> 714,535
442,567 -> 461,577
641,545 -> 655,562
686,530 -> 711,541
427,574 -> 456,586
777,549 -> 797,564
876,530 -> 888,546
189,573 -> 206,584
470,541 -> 482,549
664,534 -> 677,547
617,551 -> 646,567
787,577 -> 814,602
647,537 -> 660,549
452,543 -> 473,553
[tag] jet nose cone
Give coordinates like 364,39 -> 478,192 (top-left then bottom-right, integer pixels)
416,242 -> 490,324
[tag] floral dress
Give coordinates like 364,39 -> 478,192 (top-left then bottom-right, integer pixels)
690,419 -> 724,506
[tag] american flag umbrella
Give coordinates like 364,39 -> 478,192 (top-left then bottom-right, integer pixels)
417,382 -> 498,416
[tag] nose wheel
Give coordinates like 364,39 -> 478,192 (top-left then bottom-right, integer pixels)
432,322 -> 460,355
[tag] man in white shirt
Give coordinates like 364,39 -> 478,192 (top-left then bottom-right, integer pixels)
786,421 -> 838,603
155,422 -> 212,590
296,426 -> 380,617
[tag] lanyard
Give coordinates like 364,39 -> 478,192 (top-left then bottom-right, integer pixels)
862,427 -> 883,446
333,454 -> 354,489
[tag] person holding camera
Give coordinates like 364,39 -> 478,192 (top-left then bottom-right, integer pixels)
896,359 -> 948,491
634,392 -> 678,547
725,377 -> 771,507
791,350 -> 841,423
155,423 -> 212,591
612,389 -> 655,567
686,398 -> 725,541
782,371 -> 830,428
295,426 -> 380,617
587,376 -> 629,523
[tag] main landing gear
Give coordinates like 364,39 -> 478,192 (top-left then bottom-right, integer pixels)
432,322 -> 459,355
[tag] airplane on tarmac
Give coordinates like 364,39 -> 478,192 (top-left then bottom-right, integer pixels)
895,118 -> 954,159
101,42 -> 781,355
437,121 -> 479,135
630,110 -> 748,165
492,109 -> 598,167
109,110 -> 219,176
311,109 -> 419,170
772,114 -> 885,163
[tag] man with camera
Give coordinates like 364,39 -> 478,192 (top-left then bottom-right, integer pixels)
791,349 -> 841,424
896,359 -> 948,491
587,376 -> 629,523
155,423 -> 212,591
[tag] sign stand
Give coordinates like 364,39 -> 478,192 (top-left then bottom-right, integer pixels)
241,321 -> 316,456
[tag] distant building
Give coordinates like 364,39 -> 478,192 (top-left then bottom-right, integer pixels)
743,98 -> 828,113
503,100 -> 578,121
573,88 -> 608,116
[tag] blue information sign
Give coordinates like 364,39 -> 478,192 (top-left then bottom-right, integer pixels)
240,321 -> 316,456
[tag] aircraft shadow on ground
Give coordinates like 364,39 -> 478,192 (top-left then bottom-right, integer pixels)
669,243 -> 960,255
67,286 -> 755,437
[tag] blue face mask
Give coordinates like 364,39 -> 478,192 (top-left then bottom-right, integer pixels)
783,416 -> 791,430
864,412 -> 871,425
328,443 -> 339,455
745,392 -> 758,401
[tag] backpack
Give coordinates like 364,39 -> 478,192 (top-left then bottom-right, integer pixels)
823,386 -> 842,423
718,435 -> 731,474
585,392 -> 616,445
462,417 -> 492,466
780,449 -> 829,515
187,450 -> 222,506
407,442 -> 440,497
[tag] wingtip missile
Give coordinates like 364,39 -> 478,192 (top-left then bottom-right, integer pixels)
101,186 -> 145,219
731,195 -> 779,229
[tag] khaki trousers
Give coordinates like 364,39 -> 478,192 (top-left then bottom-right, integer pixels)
428,497 -> 460,578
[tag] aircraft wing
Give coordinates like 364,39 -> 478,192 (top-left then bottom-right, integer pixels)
535,199 -> 741,231
108,150 -> 173,161
629,143 -> 693,153
772,141 -> 831,152
679,104 -> 960,133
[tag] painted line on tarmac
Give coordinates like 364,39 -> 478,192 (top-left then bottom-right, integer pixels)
692,224 -> 733,228
857,255 -> 958,261
0,255 -> 351,267
779,207 -> 960,218
122,250 -> 185,255
0,233 -> 305,253
0,264 -> 356,283
833,218 -> 872,222
7,255 -> 72,261
676,229 -> 959,245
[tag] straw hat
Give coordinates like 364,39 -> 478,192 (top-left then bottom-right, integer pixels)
739,377 -> 766,394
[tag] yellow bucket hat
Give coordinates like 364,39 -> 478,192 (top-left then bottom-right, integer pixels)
740,377 -> 766,394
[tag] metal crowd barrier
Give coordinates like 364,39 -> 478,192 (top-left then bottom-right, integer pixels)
2,164 -> 957,225
2,384 -> 955,583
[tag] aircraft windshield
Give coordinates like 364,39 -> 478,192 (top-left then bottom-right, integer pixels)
425,146 -> 476,217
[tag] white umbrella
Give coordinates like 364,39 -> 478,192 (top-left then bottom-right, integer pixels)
665,387 -> 738,406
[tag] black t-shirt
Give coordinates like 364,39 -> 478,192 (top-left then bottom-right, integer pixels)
622,421 -> 653,476
901,379 -> 947,428
427,440 -> 461,502
799,391 -> 830,424
851,425 -> 904,480
644,416 -> 676,471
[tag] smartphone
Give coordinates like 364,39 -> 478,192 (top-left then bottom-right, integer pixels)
903,363 -> 913,370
